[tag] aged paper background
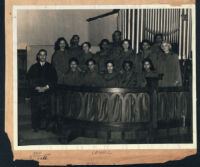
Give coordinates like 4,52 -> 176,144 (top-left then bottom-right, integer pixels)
5,0 -> 196,165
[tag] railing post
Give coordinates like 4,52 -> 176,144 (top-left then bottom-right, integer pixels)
146,76 -> 159,142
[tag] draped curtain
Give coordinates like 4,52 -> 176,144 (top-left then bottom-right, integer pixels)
118,8 -> 192,60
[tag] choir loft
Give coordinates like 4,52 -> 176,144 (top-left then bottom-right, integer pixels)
17,8 -> 193,145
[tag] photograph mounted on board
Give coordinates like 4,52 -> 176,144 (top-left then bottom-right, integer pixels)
14,6 -> 196,149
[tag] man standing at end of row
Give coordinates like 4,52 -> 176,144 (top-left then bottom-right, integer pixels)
26,49 -> 57,132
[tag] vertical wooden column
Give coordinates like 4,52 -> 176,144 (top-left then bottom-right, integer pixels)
151,89 -> 158,129
146,77 -> 159,142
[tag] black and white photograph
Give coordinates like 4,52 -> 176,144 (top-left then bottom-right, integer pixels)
14,6 -> 196,148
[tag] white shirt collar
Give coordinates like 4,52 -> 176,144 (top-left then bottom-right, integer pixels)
40,62 -> 45,66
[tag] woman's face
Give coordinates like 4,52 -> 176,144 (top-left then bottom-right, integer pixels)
107,63 -> 114,73
73,36 -> 79,45
83,43 -> 89,53
122,41 -> 129,50
142,42 -> 150,50
70,61 -> 78,71
101,41 -> 109,50
124,63 -> 131,72
144,61 -> 151,71
114,32 -> 121,42
88,61 -> 95,71
59,40 -> 66,51
155,35 -> 163,44
161,42 -> 171,53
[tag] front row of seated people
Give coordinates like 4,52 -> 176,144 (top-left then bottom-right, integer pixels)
64,58 -> 139,88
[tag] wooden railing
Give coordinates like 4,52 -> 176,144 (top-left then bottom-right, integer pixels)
50,80 -> 192,143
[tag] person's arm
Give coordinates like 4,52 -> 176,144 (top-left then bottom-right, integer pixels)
25,74 -> 31,100
38,64 -> 58,93
26,66 -> 37,96
25,65 -> 38,99
51,52 -> 56,65
51,52 -> 64,80
173,54 -> 183,86
47,64 -> 58,89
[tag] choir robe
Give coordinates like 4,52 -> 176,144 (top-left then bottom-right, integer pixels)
138,70 -> 159,88
118,71 -> 137,88
149,44 -> 163,70
135,49 -> 151,73
26,62 -> 57,130
79,52 -> 98,72
83,70 -> 104,87
95,49 -> 110,73
109,42 -> 123,67
51,50 -> 70,84
68,46 -> 82,59
157,52 -> 182,87
110,42 -> 123,57
118,50 -> 136,72
63,70 -> 83,86
103,71 -> 119,88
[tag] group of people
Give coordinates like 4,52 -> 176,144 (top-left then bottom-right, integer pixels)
26,30 -> 183,132
33,31 -> 182,88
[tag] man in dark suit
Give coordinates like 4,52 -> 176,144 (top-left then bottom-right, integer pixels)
26,49 -> 57,132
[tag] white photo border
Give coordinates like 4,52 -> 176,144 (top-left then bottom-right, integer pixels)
13,4 -> 197,150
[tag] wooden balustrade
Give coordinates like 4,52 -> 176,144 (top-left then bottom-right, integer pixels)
50,80 -> 192,143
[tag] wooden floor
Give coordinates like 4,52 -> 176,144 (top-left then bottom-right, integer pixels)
18,99 -> 109,145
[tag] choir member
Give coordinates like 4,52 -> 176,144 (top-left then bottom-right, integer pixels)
79,42 -> 97,72
158,41 -> 182,87
96,39 -> 111,73
118,61 -> 137,88
118,39 -> 136,72
149,34 -> 164,70
110,30 -> 123,62
26,49 -> 57,132
83,59 -> 104,87
135,40 -> 151,73
63,58 -> 83,121
68,34 -> 82,59
138,58 -> 158,87
51,37 -> 70,84
63,58 -> 83,86
103,60 -> 119,87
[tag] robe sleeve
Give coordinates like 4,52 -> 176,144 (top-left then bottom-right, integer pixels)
47,64 -> 58,89
173,54 -> 183,86
26,65 -> 38,90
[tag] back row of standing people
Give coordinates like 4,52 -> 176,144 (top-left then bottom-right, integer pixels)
51,31 -> 182,87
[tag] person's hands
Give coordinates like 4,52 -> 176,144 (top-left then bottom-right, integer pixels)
35,86 -> 41,91
35,86 -> 45,92
35,85 -> 49,92
175,81 -> 180,86
39,87 -> 46,92
25,97 -> 31,101
77,66 -> 83,72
